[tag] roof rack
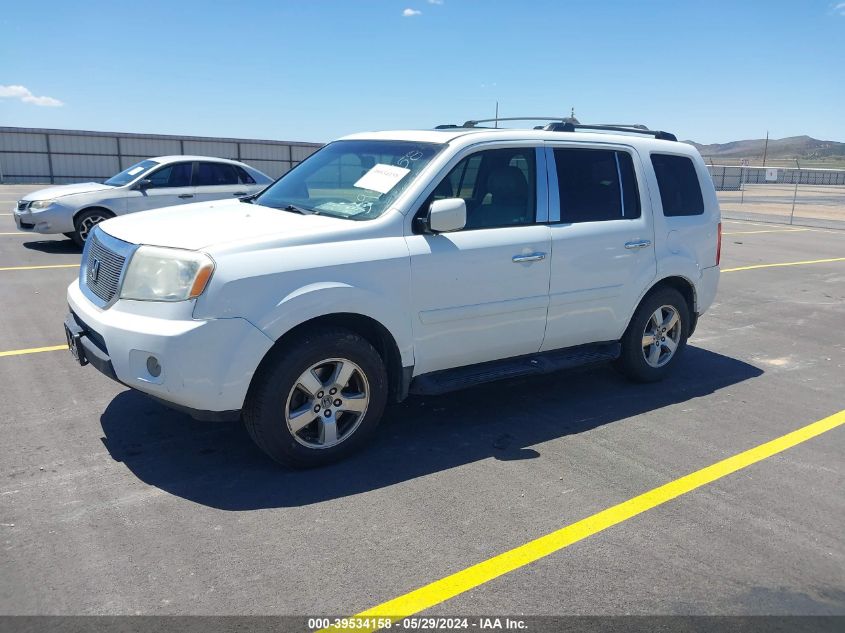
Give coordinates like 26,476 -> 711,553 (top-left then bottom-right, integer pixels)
435,117 -> 677,142
543,122 -> 677,142
460,117 -> 571,128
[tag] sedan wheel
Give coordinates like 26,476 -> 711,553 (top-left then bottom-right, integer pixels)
78,213 -> 107,242
71,209 -> 113,247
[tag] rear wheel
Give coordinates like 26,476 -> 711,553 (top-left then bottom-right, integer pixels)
71,209 -> 113,246
243,327 -> 387,468
615,287 -> 690,382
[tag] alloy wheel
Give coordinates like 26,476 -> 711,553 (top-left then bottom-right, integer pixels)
78,214 -> 107,242
284,358 -> 370,449
641,305 -> 682,368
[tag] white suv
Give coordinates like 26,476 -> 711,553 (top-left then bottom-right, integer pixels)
64,119 -> 721,468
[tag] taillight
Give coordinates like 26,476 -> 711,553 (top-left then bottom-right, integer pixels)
716,222 -> 722,266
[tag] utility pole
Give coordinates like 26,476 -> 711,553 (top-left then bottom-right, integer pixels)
762,130 -> 769,166
494,101 -> 499,128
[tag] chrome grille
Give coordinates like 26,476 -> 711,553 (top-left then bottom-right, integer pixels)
17,200 -> 30,211
85,232 -> 126,303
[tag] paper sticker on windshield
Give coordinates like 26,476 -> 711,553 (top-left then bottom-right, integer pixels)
354,164 -> 411,194
127,166 -> 146,176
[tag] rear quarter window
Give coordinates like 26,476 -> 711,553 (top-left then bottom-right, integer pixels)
651,153 -> 704,217
235,166 -> 256,184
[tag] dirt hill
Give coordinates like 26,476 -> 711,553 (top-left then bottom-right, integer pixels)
685,136 -> 845,163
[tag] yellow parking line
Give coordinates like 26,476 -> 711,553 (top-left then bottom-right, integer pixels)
723,228 -> 811,235
722,257 -> 845,273
323,409 -> 845,631
0,264 -> 78,271
0,344 -> 67,358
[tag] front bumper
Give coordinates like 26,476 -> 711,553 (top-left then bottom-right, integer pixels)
67,280 -> 274,419
14,203 -> 76,234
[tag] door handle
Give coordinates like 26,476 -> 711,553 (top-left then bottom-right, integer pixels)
232,191 -> 247,196
624,239 -> 651,250
178,194 -> 194,199
512,252 -> 546,263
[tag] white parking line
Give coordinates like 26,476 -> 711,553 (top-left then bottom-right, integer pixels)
723,228 -> 811,236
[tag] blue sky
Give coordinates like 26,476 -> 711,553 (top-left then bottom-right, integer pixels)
2,1 -> 844,144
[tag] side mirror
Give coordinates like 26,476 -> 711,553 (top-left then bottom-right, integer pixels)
426,198 -> 466,233
135,179 -> 152,190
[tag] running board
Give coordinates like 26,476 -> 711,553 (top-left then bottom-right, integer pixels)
409,341 -> 621,396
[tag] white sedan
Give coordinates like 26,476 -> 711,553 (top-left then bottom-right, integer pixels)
13,155 -> 272,245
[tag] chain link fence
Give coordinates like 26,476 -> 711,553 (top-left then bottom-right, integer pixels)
706,161 -> 845,227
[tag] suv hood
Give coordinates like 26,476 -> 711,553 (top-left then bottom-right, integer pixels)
98,199 -> 350,250
24,182 -> 115,201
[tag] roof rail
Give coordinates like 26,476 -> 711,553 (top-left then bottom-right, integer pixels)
542,122 -> 677,142
435,117 -> 677,142
460,117 -> 573,128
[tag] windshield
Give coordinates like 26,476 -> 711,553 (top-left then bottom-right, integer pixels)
104,159 -> 159,186
255,140 -> 445,220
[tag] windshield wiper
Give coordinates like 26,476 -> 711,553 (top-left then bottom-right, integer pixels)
238,193 -> 259,203
280,203 -> 317,215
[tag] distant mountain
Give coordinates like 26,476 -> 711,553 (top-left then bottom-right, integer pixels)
684,135 -> 845,161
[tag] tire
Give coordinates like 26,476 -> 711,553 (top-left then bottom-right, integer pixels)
71,209 -> 113,247
243,327 -> 388,468
615,287 -> 690,383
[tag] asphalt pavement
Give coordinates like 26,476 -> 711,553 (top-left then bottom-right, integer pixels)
1,186 -> 843,622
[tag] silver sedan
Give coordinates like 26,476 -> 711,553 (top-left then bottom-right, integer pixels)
13,155 -> 272,245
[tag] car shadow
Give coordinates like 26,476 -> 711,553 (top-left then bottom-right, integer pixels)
22,239 -> 81,254
99,346 -> 763,510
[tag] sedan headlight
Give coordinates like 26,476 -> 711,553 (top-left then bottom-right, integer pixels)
120,246 -> 215,302
29,199 -> 55,210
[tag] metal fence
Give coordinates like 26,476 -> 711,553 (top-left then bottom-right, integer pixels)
3,126 -> 843,227
706,164 -> 845,227
0,126 -> 324,184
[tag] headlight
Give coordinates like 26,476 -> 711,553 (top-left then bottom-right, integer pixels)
29,199 -> 55,210
120,246 -> 215,302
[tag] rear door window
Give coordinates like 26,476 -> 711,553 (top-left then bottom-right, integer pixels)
554,148 -> 641,222
650,154 -> 704,216
195,162 -> 239,187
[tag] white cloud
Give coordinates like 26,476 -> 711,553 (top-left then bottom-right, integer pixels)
834,2 -> 845,15
402,8 -> 422,17
0,84 -> 63,107
428,0 -> 444,4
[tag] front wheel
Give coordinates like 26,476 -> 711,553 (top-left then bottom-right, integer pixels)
71,209 -> 113,246
615,287 -> 690,382
243,327 -> 388,468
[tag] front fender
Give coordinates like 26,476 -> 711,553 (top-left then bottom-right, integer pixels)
256,281 -> 414,367
68,191 -> 124,217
